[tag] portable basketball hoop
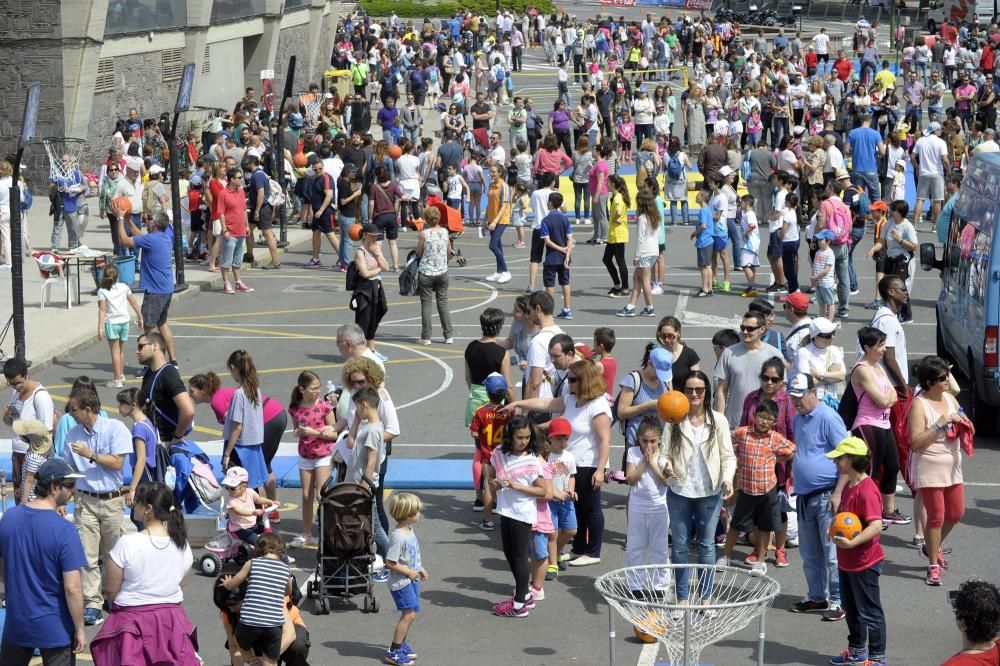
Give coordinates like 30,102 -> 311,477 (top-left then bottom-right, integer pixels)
595,564 -> 781,666
41,137 -> 86,181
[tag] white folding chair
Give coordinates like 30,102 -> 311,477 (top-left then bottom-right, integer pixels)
34,255 -> 75,309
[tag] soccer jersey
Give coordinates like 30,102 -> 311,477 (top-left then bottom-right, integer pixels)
470,403 -> 510,454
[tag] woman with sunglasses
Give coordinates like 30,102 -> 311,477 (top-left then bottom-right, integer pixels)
503,360 -> 612,567
352,223 -> 390,358
739,356 -> 798,567
907,356 -> 968,586
656,316 -> 701,383
793,318 -> 846,408
663,370 -> 735,610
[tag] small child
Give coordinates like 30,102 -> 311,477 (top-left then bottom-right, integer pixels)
827,437 -> 887,666
445,164 -> 469,214
546,418 -> 577,575
691,189 -> 715,297
470,373 -> 511,530
718,400 -> 796,573
539,192 -> 574,319
738,194 -> 761,297
592,327 -> 618,401
616,111 -> 635,161
528,438 -> 555,602
510,181 -> 529,249
484,415 -> 549,617
812,229 -> 837,321
346,387 -> 390,570
513,142 -> 533,190
709,176 -> 731,293
117,387 -> 159,529
891,158 -> 907,202
624,417 -> 672,593
223,466 -> 278,545
97,264 -> 143,389
221,532 -> 292,666
747,111 -> 763,146
383,493 -> 428,666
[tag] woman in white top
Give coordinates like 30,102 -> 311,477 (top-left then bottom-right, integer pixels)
91,483 -> 199,665
795,318 -> 846,404
505,360 -> 612,566
620,191 -> 660,316
663,370 -> 736,606
414,205 -> 454,345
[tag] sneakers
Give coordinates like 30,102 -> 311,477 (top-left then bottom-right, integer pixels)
234,281 -> 254,293
223,282 -> 235,295
383,647 -> 414,665
864,299 -> 883,310
493,598 -> 529,617
530,585 -> 545,601
639,306 -> 656,317
744,553 -> 760,565
400,642 -> 417,660
651,283 -> 664,295
305,258 -> 322,269
926,565 -> 942,586
473,499 -> 484,512
373,569 -> 390,583
545,565 -> 558,580
920,544 -> 948,569
822,606 -> 846,622
568,555 -> 601,567
444,338 -> 454,345
416,339 -> 432,346
289,534 -> 312,548
616,305 -> 637,317
557,559 -> 568,572
513,241 -> 526,248
791,599 -> 829,613
608,287 -> 623,297
106,378 -> 125,389
496,272 -> 512,284
485,272 -> 500,282
741,287 -> 760,297
774,549 -> 790,568
477,520 -> 495,531
715,555 -> 730,570
829,648 -> 870,665
84,608 -> 104,626
766,282 -> 783,293
556,308 -> 574,319
720,281 -> 731,293
882,509 -> 912,525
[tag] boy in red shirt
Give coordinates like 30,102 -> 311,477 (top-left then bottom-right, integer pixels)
827,437 -> 887,666
470,373 -> 510,531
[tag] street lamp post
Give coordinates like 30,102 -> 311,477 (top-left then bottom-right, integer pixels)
168,63 -> 196,293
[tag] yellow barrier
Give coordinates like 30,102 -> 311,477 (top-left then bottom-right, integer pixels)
511,67 -> 689,89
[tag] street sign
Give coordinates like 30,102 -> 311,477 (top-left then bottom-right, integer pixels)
260,69 -> 275,80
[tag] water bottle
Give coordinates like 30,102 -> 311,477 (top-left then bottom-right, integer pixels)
326,380 -> 337,399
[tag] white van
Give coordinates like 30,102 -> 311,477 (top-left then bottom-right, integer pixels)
927,0 -> 996,32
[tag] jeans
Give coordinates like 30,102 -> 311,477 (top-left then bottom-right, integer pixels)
669,200 -> 690,226
338,213 -> 354,267
667,490 -> 723,601
417,271 -> 453,340
782,240 -> 800,293
851,171 -> 880,203
796,488 -> 840,606
832,241 -> 851,314
840,562 -> 886,660
847,227 -> 866,292
0,642 -> 75,666
727,217 -> 741,266
488,225 -> 507,272
372,494 -> 389,558
573,182 -> 591,219
572,466 -> 605,557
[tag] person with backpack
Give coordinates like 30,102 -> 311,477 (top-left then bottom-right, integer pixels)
842,179 -> 873,296
117,387 -> 162,528
350,59 -> 370,98
664,136 -> 692,226
414,205 -> 454,345
817,175 -> 855,319
615,344 -> 671,453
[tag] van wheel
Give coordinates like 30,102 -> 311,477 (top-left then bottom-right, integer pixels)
967,353 -> 998,435
936,318 -> 950,362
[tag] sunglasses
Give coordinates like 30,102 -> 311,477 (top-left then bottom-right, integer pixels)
683,386 -> 706,396
740,325 -> 761,333
658,332 -> 677,341
817,333 -> 834,339
60,480 -> 77,489
349,378 -> 367,386
567,376 -> 579,384
759,375 -> 783,383
136,342 -> 149,350
930,375 -> 949,385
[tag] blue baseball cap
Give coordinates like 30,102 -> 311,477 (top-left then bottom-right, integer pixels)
815,229 -> 835,241
649,347 -> 674,384
483,372 -> 508,395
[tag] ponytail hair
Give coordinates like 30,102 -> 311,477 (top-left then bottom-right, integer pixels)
227,350 -> 260,407
189,371 -> 221,397
101,265 -> 119,291
134,482 -> 187,549
290,370 -> 320,410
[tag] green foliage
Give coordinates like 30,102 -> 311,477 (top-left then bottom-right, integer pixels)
359,0 -> 555,20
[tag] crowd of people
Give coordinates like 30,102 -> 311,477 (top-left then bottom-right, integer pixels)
1,5 -> 999,666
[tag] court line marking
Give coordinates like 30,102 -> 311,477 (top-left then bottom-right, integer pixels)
381,280 -> 499,326
638,642 -> 659,666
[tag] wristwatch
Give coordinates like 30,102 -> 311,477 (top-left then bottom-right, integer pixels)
90,452 -> 98,463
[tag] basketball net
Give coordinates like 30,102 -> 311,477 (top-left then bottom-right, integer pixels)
41,137 -> 87,181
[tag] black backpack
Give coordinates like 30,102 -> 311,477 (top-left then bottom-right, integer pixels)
610,370 -> 641,436
398,251 -> 419,296
142,443 -> 177,489
837,367 -> 859,428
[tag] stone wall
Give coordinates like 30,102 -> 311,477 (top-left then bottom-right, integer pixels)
274,17 -> 311,94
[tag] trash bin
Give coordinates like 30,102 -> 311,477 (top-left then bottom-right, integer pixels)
324,69 -> 351,98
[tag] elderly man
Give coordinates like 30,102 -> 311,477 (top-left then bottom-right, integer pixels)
788,373 -> 849,622
0,458 -> 87,664
336,323 -> 385,373
63,388 -> 133,626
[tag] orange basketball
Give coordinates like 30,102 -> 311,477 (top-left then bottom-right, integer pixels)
657,390 -> 690,424
633,610 -> 664,643
347,223 -> 363,241
292,152 -> 309,168
110,196 -> 132,220
634,625 -> 657,643
830,512 -> 863,540
388,145 -> 403,159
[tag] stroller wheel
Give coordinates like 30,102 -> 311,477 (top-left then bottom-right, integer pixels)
199,553 -> 222,577
306,580 -> 317,599
315,597 -> 329,615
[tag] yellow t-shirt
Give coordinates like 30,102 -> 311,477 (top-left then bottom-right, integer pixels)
486,181 -> 511,226
874,70 -> 897,93
608,192 -> 629,244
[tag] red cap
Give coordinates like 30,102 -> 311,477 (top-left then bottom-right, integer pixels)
780,291 -> 810,312
574,344 -> 593,360
548,417 -> 572,438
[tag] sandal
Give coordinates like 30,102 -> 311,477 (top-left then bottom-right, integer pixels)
694,290 -> 713,298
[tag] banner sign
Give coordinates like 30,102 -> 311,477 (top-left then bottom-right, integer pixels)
600,0 -> 712,8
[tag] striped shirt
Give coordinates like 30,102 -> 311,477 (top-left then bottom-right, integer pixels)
239,557 -> 289,628
490,449 -> 543,524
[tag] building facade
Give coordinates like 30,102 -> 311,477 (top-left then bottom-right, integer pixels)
0,0 -> 342,186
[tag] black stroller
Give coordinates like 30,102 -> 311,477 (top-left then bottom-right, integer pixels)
306,478 -> 379,614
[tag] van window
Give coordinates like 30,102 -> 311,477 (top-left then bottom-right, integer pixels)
946,188 -> 994,304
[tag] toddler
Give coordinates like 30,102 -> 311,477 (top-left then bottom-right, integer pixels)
223,466 -> 278,545
616,111 -> 635,161
738,194 -> 761,297
546,418 -> 577,575
383,493 -> 428,666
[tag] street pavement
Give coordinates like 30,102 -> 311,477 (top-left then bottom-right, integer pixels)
17,218 -> 1000,666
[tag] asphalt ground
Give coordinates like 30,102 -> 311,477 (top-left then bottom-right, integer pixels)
18,218 -> 1000,666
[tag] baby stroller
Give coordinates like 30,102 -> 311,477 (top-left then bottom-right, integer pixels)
427,201 -> 468,267
307,478 -> 379,614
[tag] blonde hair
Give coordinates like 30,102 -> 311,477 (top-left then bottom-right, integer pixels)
388,492 -> 423,522
342,356 -> 385,389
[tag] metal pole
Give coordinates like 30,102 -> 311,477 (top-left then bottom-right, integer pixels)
683,606 -> 692,666
275,55 -> 297,249
607,603 -> 616,666
9,176 -> 26,361
168,111 -> 187,292
756,608 -> 768,666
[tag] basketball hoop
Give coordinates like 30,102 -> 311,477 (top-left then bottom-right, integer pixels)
41,137 -> 86,181
595,564 -> 781,666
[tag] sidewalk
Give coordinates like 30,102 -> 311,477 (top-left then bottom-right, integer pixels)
0,199 -> 313,369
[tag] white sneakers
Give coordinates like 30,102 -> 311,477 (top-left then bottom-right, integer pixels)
485,272 -> 512,283
485,273 -> 500,281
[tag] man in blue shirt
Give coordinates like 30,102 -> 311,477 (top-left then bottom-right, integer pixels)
116,210 -> 177,361
790,373 -> 849,622
245,154 -> 281,270
847,114 -> 886,202
49,158 -> 88,251
539,192 -> 574,320
0,458 -> 87,664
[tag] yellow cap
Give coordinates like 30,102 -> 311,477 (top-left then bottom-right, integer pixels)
825,436 -> 869,459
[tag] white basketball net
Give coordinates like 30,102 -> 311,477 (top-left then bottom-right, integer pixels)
41,138 -> 87,180
595,564 -> 781,666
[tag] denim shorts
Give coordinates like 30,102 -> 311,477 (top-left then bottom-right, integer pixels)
221,235 -> 246,269
549,498 -> 578,531
636,255 -> 657,269
713,236 -> 729,252
390,580 -> 421,612
104,321 -> 129,341
817,285 -> 835,305
532,531 -> 550,560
